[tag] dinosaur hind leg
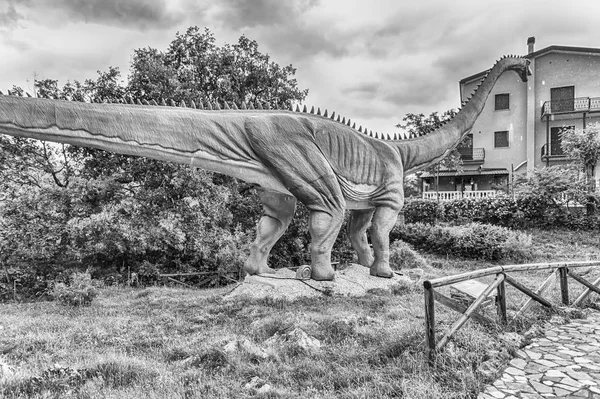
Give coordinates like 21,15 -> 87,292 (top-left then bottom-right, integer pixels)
347,209 -> 375,267
369,206 -> 400,278
244,190 -> 296,275
309,210 -> 345,281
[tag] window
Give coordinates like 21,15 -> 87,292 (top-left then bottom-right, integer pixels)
494,131 -> 509,148
550,86 -> 575,113
550,126 -> 573,156
495,93 -> 510,110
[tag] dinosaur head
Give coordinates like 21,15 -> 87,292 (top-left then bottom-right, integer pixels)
507,57 -> 532,82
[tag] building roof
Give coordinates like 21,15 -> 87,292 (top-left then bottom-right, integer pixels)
421,168 -> 509,178
459,45 -> 600,85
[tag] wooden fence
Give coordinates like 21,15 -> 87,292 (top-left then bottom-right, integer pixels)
159,270 -> 242,288
423,260 -> 600,363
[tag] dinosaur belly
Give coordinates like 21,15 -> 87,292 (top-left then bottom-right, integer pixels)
337,175 -> 381,209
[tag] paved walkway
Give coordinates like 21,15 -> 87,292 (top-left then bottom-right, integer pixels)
479,311 -> 600,398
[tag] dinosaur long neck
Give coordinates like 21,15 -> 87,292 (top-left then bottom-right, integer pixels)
394,57 -> 519,174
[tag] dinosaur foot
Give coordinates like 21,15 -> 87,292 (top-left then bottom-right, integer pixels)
244,264 -> 277,276
369,264 -> 394,279
311,265 -> 336,281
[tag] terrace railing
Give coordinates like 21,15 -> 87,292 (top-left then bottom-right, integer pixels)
422,190 -> 498,201
541,97 -> 600,118
423,260 -> 600,363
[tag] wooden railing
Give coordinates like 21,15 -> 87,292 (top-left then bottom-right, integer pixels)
423,260 -> 600,363
422,190 -> 498,201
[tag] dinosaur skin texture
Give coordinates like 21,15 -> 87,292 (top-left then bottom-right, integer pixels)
0,56 -> 531,281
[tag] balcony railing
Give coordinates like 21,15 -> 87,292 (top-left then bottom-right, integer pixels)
542,97 -> 600,118
422,190 -> 498,201
541,143 -> 566,158
457,147 -> 485,163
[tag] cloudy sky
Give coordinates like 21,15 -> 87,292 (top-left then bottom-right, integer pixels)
1,0 -> 599,133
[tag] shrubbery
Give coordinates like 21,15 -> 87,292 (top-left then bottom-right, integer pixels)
403,196 -> 597,230
388,241 -> 428,270
391,222 -> 534,262
51,272 -> 102,306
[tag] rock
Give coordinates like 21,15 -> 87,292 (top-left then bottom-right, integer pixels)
0,357 -> 15,379
265,328 -> 321,353
499,332 -> 525,349
223,339 -> 269,360
406,268 -> 424,281
257,384 -> 273,394
245,376 -> 267,390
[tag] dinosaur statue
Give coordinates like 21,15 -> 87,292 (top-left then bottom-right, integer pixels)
0,56 -> 531,281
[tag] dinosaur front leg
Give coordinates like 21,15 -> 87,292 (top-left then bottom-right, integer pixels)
369,206 -> 400,278
347,209 -> 375,267
309,210 -> 345,281
244,190 -> 296,275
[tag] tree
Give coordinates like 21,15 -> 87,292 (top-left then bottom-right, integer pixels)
560,122 -> 600,193
128,26 -> 307,107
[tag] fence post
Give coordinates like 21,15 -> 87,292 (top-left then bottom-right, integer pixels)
423,281 -> 436,364
496,274 -> 507,324
559,267 -> 569,305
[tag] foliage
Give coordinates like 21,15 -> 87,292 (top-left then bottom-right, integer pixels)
388,241 -> 428,270
51,272 -> 101,306
128,26 -> 307,107
513,164 -> 586,203
392,222 -> 534,262
402,164 -> 597,230
560,122 -> 600,191
402,196 -> 600,231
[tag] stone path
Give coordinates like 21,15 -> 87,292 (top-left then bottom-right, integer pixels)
479,311 -> 600,398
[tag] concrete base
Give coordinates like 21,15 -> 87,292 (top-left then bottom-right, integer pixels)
224,263 -> 414,301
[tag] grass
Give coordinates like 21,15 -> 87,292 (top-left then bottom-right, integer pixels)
1,229 -> 600,398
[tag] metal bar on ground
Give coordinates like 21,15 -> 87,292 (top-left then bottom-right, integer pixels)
167,277 -> 194,288
159,272 -> 215,277
505,274 -> 553,309
433,290 -> 493,326
559,267 -> 569,305
515,271 -> 557,318
423,283 -> 436,363
436,273 -> 505,351
573,275 -> 600,307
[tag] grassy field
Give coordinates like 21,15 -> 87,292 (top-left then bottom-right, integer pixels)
1,229 -> 600,398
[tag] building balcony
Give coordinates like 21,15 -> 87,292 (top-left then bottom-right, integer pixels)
541,143 -> 570,162
422,190 -> 499,201
457,147 -> 485,164
541,97 -> 600,118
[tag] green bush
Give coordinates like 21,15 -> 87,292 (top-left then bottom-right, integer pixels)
51,272 -> 101,306
388,241 -> 428,270
403,196 -> 599,230
392,222 -> 534,262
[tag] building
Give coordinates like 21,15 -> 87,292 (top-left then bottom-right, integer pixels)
421,37 -> 600,201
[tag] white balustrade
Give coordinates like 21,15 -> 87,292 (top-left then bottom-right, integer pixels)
422,190 -> 498,201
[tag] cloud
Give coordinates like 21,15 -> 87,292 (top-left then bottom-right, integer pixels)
211,0 -> 349,58
7,0 -> 187,31
214,0 -> 318,29
0,3 -> 22,30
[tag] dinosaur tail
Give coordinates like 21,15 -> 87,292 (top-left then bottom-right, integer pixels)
0,95 -> 200,163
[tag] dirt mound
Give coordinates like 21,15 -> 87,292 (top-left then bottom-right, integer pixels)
224,263 -> 415,301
